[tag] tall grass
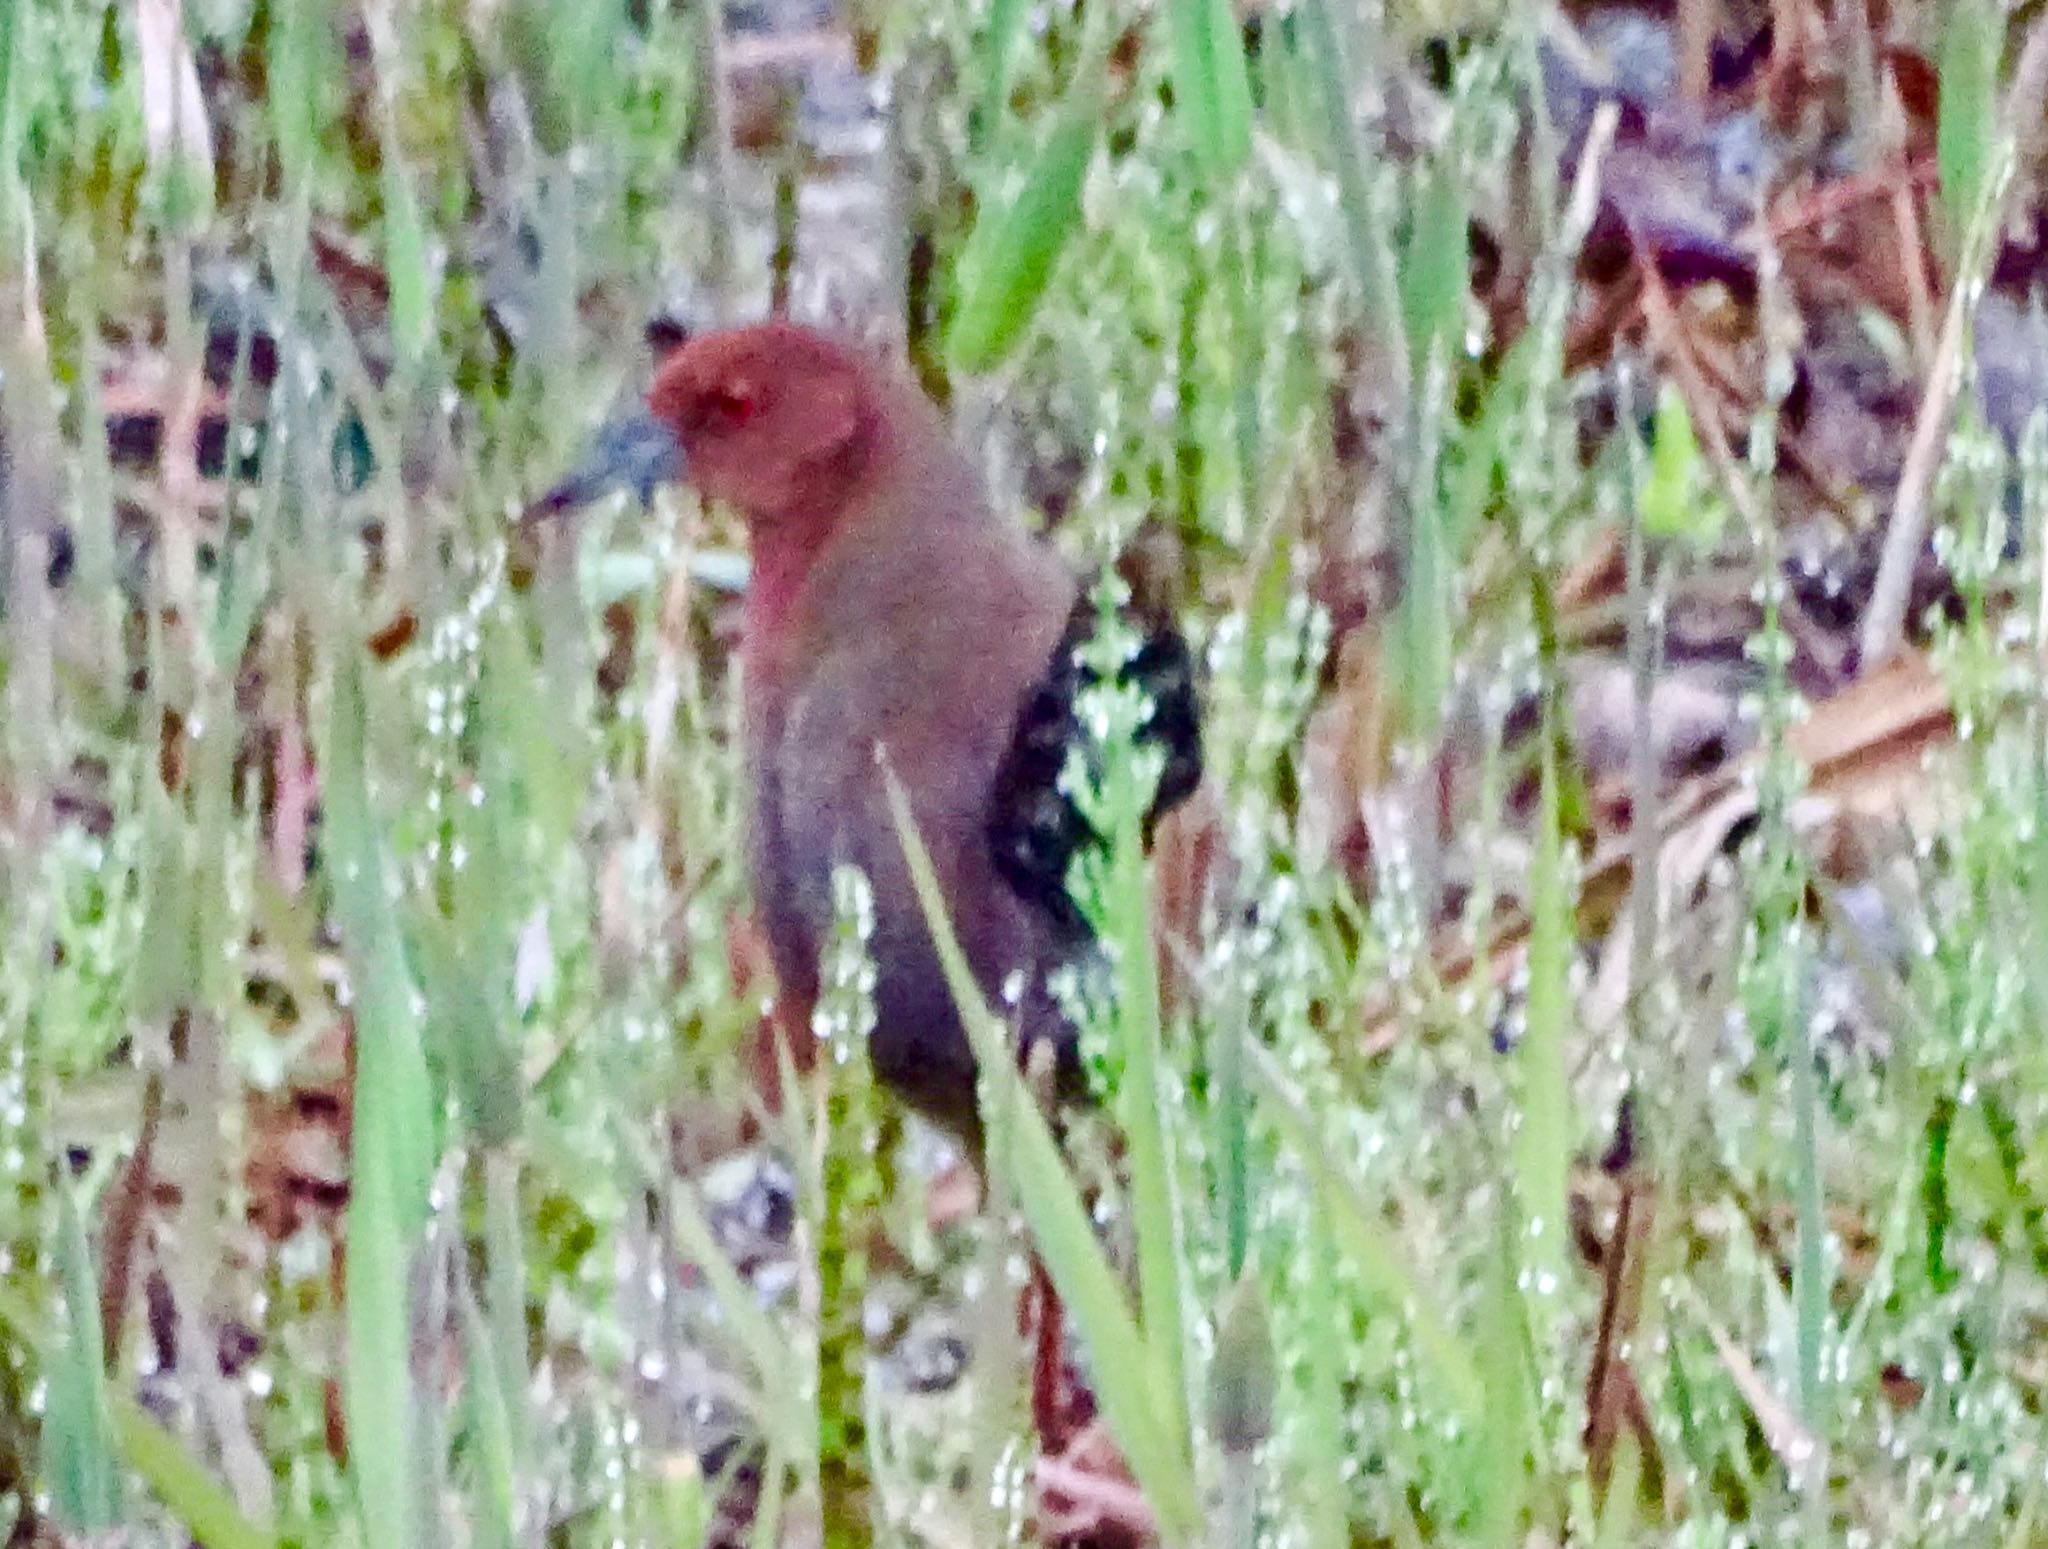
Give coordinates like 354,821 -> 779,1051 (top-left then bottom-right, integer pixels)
1,2 -> 2046,1547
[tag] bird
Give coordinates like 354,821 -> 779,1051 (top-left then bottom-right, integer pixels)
531,320 -> 1201,1150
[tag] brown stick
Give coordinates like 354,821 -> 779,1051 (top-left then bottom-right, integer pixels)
98,1073 -> 166,1367
1860,15 -> 2048,672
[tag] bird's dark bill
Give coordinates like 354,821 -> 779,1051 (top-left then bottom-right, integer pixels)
527,410 -> 685,518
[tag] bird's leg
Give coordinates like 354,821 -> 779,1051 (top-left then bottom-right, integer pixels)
1025,1254 -> 1070,1453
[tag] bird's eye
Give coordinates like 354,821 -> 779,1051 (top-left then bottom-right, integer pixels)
707,388 -> 758,430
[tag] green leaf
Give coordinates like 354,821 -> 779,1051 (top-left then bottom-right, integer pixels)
416,918 -> 523,1149
1298,0 -> 1407,388
360,25 -> 437,369
1098,729 -> 1191,1454
267,0 -> 332,189
1937,6 -> 2002,259
111,1397 -> 280,1549
128,784 -> 194,1026
1166,0 -> 1253,176
322,647 -> 435,1219
480,1152 -> 532,1494
1469,1205 -> 1534,1545
972,0 -> 1032,156
322,647 -> 434,1549
1400,168 -> 1469,371
455,1268 -> 520,1549
1640,382 -> 1719,544
1393,480 -> 1451,740
946,82 -> 1102,372
381,160 -> 434,369
46,1184 -> 121,1532
0,0 -> 24,216
344,1111 -> 424,1549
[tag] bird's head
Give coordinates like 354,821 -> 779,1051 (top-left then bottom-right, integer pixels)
530,322 -> 880,533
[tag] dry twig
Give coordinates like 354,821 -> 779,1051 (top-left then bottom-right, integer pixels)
1860,15 -> 2048,672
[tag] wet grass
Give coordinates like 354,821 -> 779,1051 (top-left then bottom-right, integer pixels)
3,2 -> 2048,1546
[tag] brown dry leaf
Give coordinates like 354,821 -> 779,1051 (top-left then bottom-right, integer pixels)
1362,648 -> 1954,1050
1296,629 -> 1394,879
1555,522 -> 1625,619
1694,1296 -> 1825,1493
309,224 -> 395,332
244,1017 -> 353,1244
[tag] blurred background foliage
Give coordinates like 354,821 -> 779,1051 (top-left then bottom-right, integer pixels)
3,0 -> 2048,1546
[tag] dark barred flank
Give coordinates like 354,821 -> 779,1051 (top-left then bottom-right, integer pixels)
987,595 -> 1204,942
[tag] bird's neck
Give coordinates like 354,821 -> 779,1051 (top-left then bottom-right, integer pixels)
741,519 -> 835,683
738,387 -> 959,701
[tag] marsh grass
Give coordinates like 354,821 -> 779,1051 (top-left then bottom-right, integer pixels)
2,2 -> 2047,1547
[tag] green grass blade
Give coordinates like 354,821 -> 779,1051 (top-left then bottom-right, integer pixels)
416,919 -> 523,1150
1937,5 -> 2002,260
342,1120 -> 424,1549
1295,1211 -> 1351,1549
322,648 -> 434,1549
1250,1045 -> 1484,1418
971,0 -> 1032,156
0,0 -> 19,183
46,1183 -> 121,1531
455,1266 -> 520,1549
360,13 -> 437,370
109,1396 -> 280,1549
946,80 -> 1101,372
1640,382 -> 1719,544
1166,0 -> 1253,177
266,0 -> 332,190
1297,0 -> 1407,396
1214,1007 -> 1251,1279
879,763 -> 1203,1541
1514,716 -> 1573,1322
1392,161 -> 1467,740
1469,1203 -> 1533,1544
1102,786 -> 1191,1452
1399,169 -> 1468,373
481,1151 -> 532,1495
322,648 -> 437,1212
1394,424 -> 1451,740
